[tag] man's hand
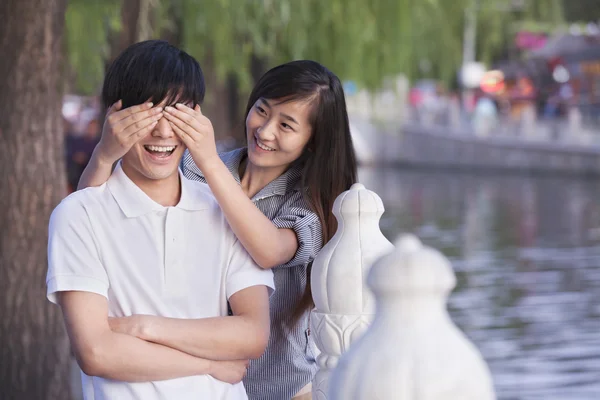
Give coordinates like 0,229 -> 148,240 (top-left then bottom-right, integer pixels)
163,104 -> 219,170
209,359 -> 250,384
95,100 -> 164,166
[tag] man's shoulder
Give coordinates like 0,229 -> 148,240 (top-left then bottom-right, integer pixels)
181,176 -> 219,207
51,185 -> 110,225
180,177 -> 240,243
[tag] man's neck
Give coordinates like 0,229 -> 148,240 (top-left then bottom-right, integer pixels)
121,164 -> 181,207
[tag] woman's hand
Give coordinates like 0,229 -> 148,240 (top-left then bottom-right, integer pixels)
163,104 -> 219,170
95,100 -> 164,166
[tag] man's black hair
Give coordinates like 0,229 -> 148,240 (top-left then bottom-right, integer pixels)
102,40 -> 205,109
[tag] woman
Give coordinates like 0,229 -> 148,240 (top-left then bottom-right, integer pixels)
79,60 -> 357,399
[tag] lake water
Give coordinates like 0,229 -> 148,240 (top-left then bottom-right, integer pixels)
359,167 -> 600,400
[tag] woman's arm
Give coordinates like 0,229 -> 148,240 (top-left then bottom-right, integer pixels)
165,104 -> 298,268
200,159 -> 299,268
77,148 -> 114,190
77,100 -> 163,190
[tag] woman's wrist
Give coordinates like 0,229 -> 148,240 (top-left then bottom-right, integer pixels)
195,152 -> 223,176
91,146 -> 117,170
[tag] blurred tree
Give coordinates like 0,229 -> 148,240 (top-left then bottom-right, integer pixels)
0,0 -> 74,399
65,0 -> 567,96
563,0 -> 600,23
476,0 -> 564,66
65,0 -> 122,95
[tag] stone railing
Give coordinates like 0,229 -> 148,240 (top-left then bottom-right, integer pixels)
310,184 -> 496,400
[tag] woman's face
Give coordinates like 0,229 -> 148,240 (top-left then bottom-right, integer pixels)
245,97 -> 314,172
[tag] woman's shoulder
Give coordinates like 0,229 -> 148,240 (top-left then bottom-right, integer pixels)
218,147 -> 247,167
181,147 -> 247,181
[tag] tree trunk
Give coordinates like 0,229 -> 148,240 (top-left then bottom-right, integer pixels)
109,0 -> 157,64
117,0 -> 142,57
202,54 -> 237,143
0,0 -> 73,399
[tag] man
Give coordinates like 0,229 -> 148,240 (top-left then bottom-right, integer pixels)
47,40 -> 274,400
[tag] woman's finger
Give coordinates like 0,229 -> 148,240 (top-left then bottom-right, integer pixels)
124,121 -> 158,147
120,106 -> 163,130
106,100 -> 123,117
118,109 -> 163,137
120,113 -> 162,138
174,103 -> 196,116
168,104 -> 212,129
163,111 -> 202,138
168,121 -> 193,147
111,102 -> 154,123
164,105 -> 205,130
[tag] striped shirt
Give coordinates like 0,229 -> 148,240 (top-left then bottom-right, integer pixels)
181,148 -> 322,400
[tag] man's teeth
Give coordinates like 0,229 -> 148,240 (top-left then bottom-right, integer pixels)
256,140 -> 275,151
146,145 -> 176,152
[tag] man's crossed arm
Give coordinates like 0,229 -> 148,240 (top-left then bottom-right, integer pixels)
108,285 -> 271,361
58,289 -> 266,383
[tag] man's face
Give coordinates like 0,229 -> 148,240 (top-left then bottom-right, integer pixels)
121,101 -> 185,184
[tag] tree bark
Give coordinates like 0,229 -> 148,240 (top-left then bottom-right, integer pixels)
0,0 -> 73,399
202,54 -> 237,143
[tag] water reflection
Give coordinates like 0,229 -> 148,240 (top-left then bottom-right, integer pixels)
359,167 -> 600,400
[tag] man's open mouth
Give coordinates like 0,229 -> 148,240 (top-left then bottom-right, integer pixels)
143,145 -> 177,158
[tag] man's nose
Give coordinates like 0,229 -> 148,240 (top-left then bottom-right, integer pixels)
151,117 -> 174,139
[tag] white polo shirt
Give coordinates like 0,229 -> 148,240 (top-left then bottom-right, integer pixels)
46,163 -> 274,400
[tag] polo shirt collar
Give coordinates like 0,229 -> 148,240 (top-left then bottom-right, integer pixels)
108,162 -> 209,218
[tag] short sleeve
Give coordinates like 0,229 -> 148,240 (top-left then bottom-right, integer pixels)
226,239 -> 275,299
46,196 -> 109,304
271,191 -> 323,268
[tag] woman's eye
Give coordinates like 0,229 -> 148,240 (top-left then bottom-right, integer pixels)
256,106 -> 266,115
281,123 -> 291,130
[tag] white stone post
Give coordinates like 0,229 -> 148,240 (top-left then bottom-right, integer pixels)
328,234 -> 496,400
310,183 -> 394,400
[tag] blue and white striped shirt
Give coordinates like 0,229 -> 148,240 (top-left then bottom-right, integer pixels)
182,148 -> 322,399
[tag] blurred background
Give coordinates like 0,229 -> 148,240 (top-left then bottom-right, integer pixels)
2,0 -> 600,399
